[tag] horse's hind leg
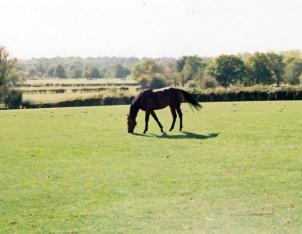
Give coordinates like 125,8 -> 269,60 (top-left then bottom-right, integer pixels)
169,106 -> 177,131
150,111 -> 164,132
176,106 -> 183,131
143,112 -> 150,134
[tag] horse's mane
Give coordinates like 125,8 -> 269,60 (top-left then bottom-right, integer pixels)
128,91 -> 145,118
130,91 -> 143,106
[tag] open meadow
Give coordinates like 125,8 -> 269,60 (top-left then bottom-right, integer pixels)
1,101 -> 302,233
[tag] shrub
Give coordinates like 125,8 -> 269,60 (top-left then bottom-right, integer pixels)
4,89 -> 22,109
186,80 -> 198,90
201,76 -> 218,89
139,77 -> 149,89
149,74 -> 167,89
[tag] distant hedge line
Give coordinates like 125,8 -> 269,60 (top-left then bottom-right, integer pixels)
192,89 -> 302,102
21,88 -> 302,109
22,96 -> 135,109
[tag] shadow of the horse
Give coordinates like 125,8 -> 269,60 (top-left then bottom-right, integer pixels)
132,131 -> 219,140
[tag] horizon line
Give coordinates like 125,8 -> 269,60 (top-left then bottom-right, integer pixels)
14,48 -> 302,60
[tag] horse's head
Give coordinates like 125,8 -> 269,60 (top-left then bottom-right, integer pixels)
127,114 -> 137,133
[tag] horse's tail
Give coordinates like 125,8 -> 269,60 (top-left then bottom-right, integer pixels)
179,89 -> 202,110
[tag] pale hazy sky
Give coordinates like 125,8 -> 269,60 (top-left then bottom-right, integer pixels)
0,0 -> 301,59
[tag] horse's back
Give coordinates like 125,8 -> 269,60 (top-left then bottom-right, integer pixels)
137,87 -> 173,110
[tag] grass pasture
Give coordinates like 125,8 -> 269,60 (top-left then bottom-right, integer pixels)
0,101 -> 302,233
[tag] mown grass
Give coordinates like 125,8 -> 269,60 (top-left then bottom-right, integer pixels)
0,101 -> 302,233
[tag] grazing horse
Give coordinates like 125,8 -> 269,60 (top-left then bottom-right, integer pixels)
127,87 -> 201,133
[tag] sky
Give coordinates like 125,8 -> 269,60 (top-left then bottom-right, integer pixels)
0,0 -> 302,59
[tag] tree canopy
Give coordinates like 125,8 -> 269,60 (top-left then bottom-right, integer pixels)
208,55 -> 247,88
0,46 -> 22,107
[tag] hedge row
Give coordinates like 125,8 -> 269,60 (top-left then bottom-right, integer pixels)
21,89 -> 302,109
22,96 -> 135,109
191,90 -> 302,102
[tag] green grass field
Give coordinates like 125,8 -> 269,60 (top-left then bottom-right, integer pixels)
1,101 -> 302,233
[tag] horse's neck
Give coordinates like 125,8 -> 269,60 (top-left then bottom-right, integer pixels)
130,100 -> 140,118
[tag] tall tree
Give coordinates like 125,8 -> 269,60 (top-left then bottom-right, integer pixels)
35,63 -> 46,77
113,64 -> 130,78
0,46 -> 21,106
267,52 -> 285,86
131,59 -> 162,81
208,55 -> 247,88
47,66 -> 56,77
89,66 -> 102,78
177,56 -> 207,85
285,58 -> 302,85
55,65 -> 66,78
69,65 -> 83,78
131,59 -> 167,88
247,53 -> 273,85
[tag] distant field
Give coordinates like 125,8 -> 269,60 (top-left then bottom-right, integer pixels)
0,101 -> 302,233
18,78 -> 140,88
22,92 -> 104,105
17,78 -> 140,104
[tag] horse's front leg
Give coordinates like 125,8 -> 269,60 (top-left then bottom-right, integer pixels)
143,112 -> 150,134
150,111 -> 164,132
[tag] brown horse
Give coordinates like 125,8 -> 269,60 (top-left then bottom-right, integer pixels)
127,87 -> 201,133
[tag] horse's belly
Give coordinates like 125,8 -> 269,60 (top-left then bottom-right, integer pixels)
141,103 -> 168,111
154,105 -> 167,110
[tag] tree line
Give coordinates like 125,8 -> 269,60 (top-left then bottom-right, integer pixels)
15,50 -> 302,89
17,57 -> 137,79
131,51 -> 302,89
